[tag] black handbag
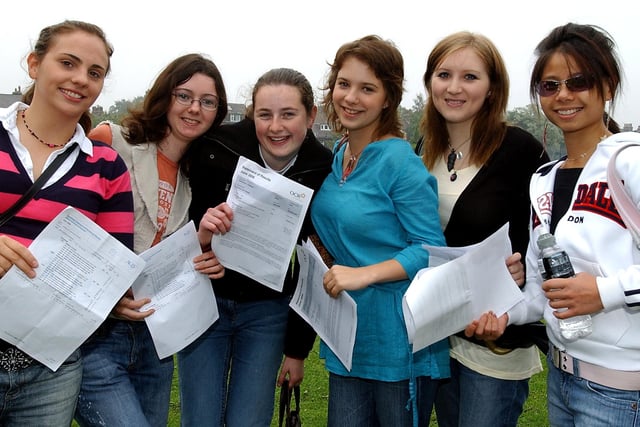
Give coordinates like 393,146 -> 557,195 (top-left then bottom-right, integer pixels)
457,321 -> 548,355
278,380 -> 302,427
489,321 -> 549,354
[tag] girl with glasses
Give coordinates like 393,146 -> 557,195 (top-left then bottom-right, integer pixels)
506,22 -> 640,426
75,53 -> 227,427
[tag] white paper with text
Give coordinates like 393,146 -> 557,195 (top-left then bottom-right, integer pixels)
0,207 -> 144,370
211,156 -> 313,291
290,240 -> 356,370
132,221 -> 218,358
403,223 -> 524,352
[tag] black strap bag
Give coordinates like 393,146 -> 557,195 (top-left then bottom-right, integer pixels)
278,380 -> 302,427
0,145 -> 78,227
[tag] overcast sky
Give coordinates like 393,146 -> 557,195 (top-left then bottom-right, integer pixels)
3,0 -> 638,126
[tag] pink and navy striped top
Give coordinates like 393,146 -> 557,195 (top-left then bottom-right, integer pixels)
0,126 -> 134,249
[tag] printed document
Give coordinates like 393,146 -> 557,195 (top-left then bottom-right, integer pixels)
403,223 -> 524,352
211,156 -> 313,291
132,221 -> 218,359
290,239 -> 356,370
0,207 -> 144,371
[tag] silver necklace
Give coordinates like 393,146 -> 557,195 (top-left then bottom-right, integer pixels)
446,138 -> 470,182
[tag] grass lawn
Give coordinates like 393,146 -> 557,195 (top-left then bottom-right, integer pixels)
166,340 -> 550,426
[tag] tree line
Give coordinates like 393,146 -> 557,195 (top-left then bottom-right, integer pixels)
90,94 -> 566,160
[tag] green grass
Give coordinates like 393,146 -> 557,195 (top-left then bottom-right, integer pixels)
167,340 -> 549,426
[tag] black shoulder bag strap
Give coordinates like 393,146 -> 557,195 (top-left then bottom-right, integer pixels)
278,380 -> 289,427
0,145 -> 78,228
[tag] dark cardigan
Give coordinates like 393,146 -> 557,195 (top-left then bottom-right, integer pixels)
186,118 -> 332,358
444,126 -> 549,257
444,126 -> 550,350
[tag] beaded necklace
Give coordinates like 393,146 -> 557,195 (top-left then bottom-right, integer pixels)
21,110 -> 73,148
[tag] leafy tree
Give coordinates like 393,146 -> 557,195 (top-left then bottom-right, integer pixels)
506,104 -> 565,160
400,93 -> 425,148
90,96 -> 144,127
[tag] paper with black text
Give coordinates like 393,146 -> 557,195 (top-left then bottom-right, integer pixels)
0,207 -> 144,371
402,223 -> 524,352
290,239 -> 356,370
132,221 -> 218,359
211,156 -> 313,291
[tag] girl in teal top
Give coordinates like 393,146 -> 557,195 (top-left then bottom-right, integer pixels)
310,35 -> 448,427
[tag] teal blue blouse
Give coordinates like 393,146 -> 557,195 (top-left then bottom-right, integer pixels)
311,137 -> 449,381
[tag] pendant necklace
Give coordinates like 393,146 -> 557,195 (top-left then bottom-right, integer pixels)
340,141 -> 363,185
564,141 -> 602,162
21,110 -> 73,148
447,137 -> 470,182
565,147 -> 596,162
562,134 -> 607,166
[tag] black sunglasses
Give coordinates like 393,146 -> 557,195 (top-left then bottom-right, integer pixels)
536,74 -> 592,97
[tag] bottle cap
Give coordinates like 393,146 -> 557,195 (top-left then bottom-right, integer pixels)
537,232 -> 556,249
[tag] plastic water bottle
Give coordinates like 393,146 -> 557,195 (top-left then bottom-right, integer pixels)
537,233 -> 592,339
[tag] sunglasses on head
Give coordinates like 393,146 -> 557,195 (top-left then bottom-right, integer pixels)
536,74 -> 592,97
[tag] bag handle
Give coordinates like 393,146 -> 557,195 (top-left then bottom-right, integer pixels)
278,379 -> 301,427
278,380 -> 290,427
0,145 -> 78,228
292,381 -> 300,413
607,143 -> 640,249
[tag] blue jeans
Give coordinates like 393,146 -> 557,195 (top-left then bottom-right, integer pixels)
434,358 -> 529,427
75,319 -> 174,427
327,372 -> 438,427
547,352 -> 640,426
177,297 -> 289,427
0,348 -> 81,425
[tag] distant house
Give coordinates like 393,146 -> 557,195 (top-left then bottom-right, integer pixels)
225,103 -> 246,123
223,102 -> 338,147
312,107 -> 339,146
0,93 -> 22,107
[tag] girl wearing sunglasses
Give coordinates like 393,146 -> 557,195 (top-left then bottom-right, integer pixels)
506,22 -> 640,426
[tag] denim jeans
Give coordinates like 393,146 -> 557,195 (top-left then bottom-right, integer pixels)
547,352 -> 640,426
0,348 -> 81,425
327,372 -> 438,427
75,319 -> 174,427
434,358 -> 529,427
177,297 -> 289,427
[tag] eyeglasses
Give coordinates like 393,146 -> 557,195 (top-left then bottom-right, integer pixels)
172,90 -> 219,111
536,75 -> 592,97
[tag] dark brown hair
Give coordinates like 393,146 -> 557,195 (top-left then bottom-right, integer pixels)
529,23 -> 621,133
245,68 -> 315,118
122,53 -> 228,145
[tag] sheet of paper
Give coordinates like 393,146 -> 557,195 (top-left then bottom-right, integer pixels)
402,223 -> 524,352
0,207 -> 144,371
290,240 -> 356,371
211,156 -> 313,292
131,221 -> 218,359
